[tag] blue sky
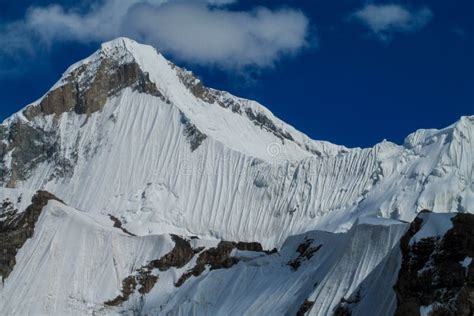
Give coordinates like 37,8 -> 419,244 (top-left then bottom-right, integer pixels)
0,0 -> 472,147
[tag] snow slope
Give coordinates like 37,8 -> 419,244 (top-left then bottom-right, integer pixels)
152,221 -> 406,316
0,197 -> 176,315
0,193 -> 407,316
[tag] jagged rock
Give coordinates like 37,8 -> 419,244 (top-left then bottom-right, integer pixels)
288,238 -> 323,271
175,241 -> 238,287
148,235 -> 195,271
180,113 -> 207,151
296,299 -> 315,316
175,240 -> 271,287
25,60 -> 163,119
245,108 -> 294,142
235,241 -> 264,252
108,214 -> 136,236
103,235 -> 195,306
3,121 -> 57,186
333,290 -> 362,316
394,212 -> 474,316
136,271 -> 159,295
104,276 -> 137,306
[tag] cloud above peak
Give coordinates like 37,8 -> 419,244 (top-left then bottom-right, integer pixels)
124,2 -> 310,68
352,4 -> 433,41
0,0 -> 311,71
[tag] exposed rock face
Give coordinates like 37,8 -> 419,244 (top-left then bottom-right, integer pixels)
245,108 -> 294,142
175,240 -> 270,287
174,241 -> 237,287
175,67 -> 215,104
104,235 -> 196,306
176,67 -> 242,113
25,60 -> 163,119
148,235 -> 195,271
104,276 -> 138,307
108,214 -> 136,236
288,237 -> 323,271
394,212 -> 474,316
0,191 -> 62,281
333,290 -> 362,316
297,299 -> 315,316
180,113 -> 207,152
1,121 -> 57,187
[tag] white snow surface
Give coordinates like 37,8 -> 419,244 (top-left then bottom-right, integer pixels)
0,195 -> 407,315
335,239 -> 403,316
2,37 -> 473,249
0,199 -> 175,315
410,212 -> 456,245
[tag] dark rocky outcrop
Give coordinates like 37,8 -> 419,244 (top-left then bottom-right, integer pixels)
0,191 -> 63,281
176,66 -> 242,113
0,119 -> 81,187
175,240 -> 271,287
394,212 -> 474,316
245,108 -> 294,142
333,290 -> 361,316
103,235 -> 196,306
104,276 -> 138,306
288,238 -> 323,271
296,299 -> 315,316
147,235 -> 195,271
25,60 -> 163,119
175,67 -> 215,104
108,214 -> 136,236
175,241 -> 238,287
1,121 -> 57,187
180,113 -> 207,152
235,241 -> 264,252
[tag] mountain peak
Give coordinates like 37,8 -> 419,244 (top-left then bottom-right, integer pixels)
68,37 -> 156,74
14,38 -> 344,161
100,37 -> 141,50
21,37 -> 166,119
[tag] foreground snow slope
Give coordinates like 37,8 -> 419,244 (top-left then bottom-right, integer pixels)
155,221 -> 406,316
0,38 -> 472,249
0,191 -> 407,316
0,195 -> 175,315
2,192 -> 471,316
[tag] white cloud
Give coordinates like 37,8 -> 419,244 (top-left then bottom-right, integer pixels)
352,4 -> 433,41
0,0 -> 310,70
123,2 -> 310,68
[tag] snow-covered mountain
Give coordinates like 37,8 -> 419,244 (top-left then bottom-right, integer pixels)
0,38 -> 473,315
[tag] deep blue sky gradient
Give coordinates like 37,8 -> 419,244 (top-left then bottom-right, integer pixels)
0,0 -> 473,148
